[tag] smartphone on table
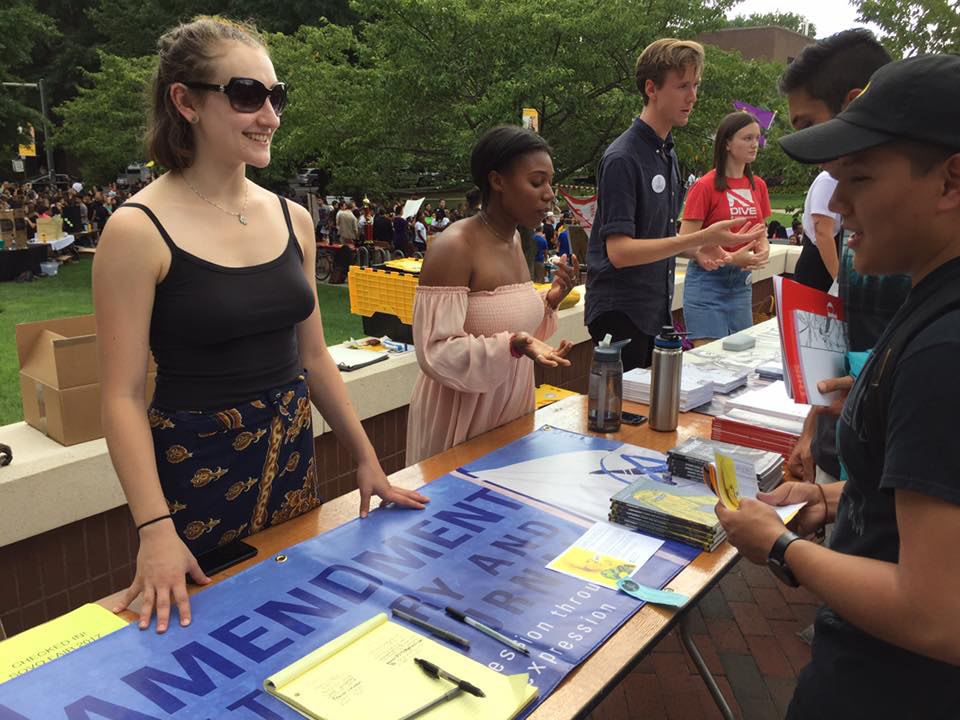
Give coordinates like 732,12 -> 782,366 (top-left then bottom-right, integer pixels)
189,540 -> 257,582
621,411 -> 648,426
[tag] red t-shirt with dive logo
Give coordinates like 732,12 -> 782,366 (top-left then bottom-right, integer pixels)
683,169 -> 771,251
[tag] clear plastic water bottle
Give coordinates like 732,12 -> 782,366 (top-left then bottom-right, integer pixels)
649,325 -> 684,432
588,334 -> 630,433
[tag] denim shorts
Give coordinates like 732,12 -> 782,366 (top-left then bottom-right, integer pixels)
682,261 -> 753,340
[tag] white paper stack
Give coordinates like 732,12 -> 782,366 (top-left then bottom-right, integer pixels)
724,381 -> 811,423
683,364 -> 749,394
623,368 -> 714,412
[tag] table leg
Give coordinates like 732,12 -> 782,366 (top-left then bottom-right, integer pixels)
679,615 -> 736,720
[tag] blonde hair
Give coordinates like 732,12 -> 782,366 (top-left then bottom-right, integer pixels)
147,16 -> 267,170
635,38 -> 705,103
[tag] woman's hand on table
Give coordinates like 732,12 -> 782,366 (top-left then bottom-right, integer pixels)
545,253 -> 580,310
114,521 -> 210,633
357,459 -> 430,518
510,332 -> 573,367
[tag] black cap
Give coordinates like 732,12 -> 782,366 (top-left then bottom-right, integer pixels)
779,54 -> 960,164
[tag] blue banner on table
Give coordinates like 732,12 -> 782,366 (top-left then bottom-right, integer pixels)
0,428 -> 698,719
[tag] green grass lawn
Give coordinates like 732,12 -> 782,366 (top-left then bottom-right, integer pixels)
0,256 -> 362,426
770,192 -> 806,212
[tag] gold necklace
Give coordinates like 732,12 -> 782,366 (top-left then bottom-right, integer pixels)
479,211 -> 515,243
183,175 -> 249,225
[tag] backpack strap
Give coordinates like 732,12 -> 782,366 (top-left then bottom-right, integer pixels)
861,286 -> 960,460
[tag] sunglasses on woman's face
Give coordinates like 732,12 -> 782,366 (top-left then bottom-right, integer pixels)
183,77 -> 288,116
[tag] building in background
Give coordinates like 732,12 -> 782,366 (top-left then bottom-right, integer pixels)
695,26 -> 813,64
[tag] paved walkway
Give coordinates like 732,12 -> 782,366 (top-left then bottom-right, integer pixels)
587,560 -> 818,720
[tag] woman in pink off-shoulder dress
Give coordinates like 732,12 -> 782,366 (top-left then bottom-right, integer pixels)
406,125 -> 580,464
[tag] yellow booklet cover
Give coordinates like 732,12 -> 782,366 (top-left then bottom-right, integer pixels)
535,384 -> 579,409
264,613 -> 537,720
0,603 -> 128,684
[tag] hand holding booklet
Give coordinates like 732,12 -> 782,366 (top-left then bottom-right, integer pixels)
703,449 -> 805,523
772,276 -> 847,406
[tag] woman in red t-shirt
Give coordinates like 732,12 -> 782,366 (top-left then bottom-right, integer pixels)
680,112 -> 771,345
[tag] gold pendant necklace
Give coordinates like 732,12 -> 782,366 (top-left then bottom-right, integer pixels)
479,211 -> 514,243
183,175 -> 249,225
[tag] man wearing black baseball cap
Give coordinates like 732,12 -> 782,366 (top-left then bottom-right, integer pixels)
716,54 -> 960,719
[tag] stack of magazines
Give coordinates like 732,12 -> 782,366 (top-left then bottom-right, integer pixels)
622,368 -> 714,412
711,408 -> 803,458
667,437 -> 784,493
609,475 -> 726,552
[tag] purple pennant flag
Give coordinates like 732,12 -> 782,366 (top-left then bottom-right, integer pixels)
733,100 -> 777,147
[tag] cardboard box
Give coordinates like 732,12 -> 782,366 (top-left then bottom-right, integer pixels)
37,216 -> 64,243
16,315 -> 157,446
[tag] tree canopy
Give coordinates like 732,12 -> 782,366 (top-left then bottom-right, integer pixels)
854,0 -> 959,56
3,0 -> 820,192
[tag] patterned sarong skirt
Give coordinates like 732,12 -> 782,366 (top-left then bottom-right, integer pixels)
148,374 -> 321,556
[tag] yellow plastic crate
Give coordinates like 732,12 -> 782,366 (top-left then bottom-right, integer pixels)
382,258 -> 423,274
533,284 -> 582,310
348,266 -> 420,325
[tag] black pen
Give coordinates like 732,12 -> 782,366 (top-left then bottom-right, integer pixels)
445,607 -> 530,655
414,657 -> 485,697
391,608 -> 471,649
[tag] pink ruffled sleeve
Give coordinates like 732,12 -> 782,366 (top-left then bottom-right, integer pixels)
413,286 -> 513,392
533,288 -> 559,341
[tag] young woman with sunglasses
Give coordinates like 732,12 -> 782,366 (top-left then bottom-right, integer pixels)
93,16 -> 427,635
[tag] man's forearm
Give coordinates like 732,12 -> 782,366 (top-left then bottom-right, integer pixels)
786,538 -> 960,665
607,231 -> 707,268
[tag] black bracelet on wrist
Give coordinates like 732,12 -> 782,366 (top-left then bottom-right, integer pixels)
136,514 -> 173,533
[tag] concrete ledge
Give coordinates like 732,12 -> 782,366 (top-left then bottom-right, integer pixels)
0,244 -> 799,546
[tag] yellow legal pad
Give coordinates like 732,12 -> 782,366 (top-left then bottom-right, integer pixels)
0,603 -> 127,684
264,613 -> 537,720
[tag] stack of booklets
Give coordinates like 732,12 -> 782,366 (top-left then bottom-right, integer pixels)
683,364 -> 750,394
756,360 -> 784,381
711,408 -> 803,458
622,368 -> 714,411
724,381 -> 811,423
609,475 -> 726,552
667,437 -> 784,493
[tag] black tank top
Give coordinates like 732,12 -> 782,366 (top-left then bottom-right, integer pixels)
125,196 -> 315,411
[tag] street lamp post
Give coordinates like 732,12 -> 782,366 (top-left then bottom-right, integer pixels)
2,79 -> 56,183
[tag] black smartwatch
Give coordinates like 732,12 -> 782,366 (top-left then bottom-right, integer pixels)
767,530 -> 802,587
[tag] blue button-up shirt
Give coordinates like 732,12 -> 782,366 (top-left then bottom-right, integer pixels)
585,117 -> 682,336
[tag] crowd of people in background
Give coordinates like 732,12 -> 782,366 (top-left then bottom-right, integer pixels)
0,179 -> 149,239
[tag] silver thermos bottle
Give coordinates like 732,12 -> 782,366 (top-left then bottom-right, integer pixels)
649,325 -> 683,432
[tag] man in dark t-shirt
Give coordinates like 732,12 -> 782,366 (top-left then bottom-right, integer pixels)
585,38 -> 764,370
717,55 -> 960,719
